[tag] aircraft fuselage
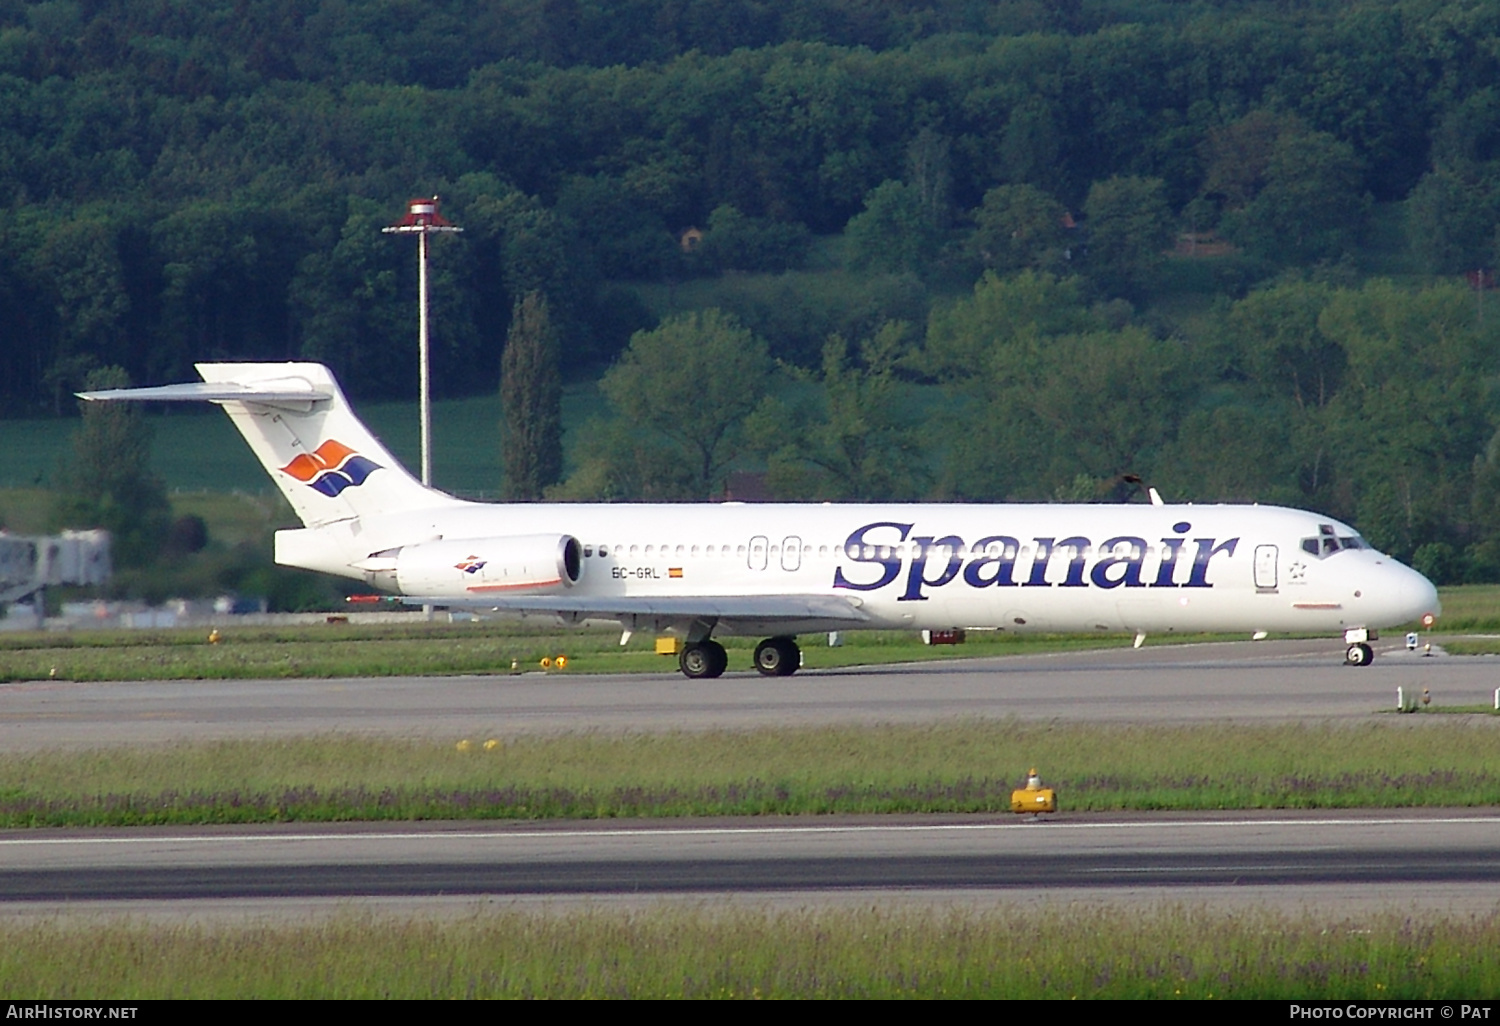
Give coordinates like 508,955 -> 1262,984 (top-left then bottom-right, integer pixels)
280,501 -> 1436,638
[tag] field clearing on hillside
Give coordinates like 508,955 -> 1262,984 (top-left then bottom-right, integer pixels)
0,383 -> 603,498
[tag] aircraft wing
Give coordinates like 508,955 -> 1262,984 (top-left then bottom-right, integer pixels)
399,593 -> 872,624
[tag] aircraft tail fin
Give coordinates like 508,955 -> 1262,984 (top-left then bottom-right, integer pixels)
79,363 -> 465,528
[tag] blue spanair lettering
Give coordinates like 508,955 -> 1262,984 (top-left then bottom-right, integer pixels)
962,536 -> 1021,587
1186,537 -> 1239,587
1151,522 -> 1192,588
899,535 -> 966,601
1024,538 -> 1056,586
832,522 -> 1239,593
833,522 -> 912,592
1091,536 -> 1148,588
1057,537 -> 1091,587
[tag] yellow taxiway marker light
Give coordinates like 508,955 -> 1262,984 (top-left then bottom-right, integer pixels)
1010,767 -> 1057,815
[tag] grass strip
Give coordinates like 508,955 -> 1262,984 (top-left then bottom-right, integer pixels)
3,905 -> 1496,998
1418,584 -> 1500,630
5,722 -> 1500,825
0,623 -> 1188,682
1431,639 -> 1500,657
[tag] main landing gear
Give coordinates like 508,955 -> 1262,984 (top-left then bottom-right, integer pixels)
679,640 -> 728,679
677,636 -> 802,679
753,636 -> 800,677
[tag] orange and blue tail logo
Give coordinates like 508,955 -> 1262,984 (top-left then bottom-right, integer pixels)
280,440 -> 382,497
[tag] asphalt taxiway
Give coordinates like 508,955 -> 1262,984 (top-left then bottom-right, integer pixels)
0,638 -> 1492,750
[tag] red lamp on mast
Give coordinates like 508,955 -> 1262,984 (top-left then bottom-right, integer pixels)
383,196 -> 462,487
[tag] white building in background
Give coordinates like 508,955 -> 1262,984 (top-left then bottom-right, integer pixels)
0,530 -> 111,626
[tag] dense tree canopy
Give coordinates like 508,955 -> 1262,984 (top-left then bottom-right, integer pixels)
562,309 -> 771,500
12,0 -> 1500,587
4,1 -> 1500,412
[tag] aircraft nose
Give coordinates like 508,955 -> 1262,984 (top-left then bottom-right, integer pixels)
1400,564 -> 1441,622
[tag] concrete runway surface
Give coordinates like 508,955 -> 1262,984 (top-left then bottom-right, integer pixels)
3,638 -> 1499,919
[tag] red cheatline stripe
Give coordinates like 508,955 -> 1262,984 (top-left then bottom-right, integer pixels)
466,578 -> 563,592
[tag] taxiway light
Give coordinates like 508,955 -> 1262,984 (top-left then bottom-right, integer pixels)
1010,766 -> 1056,815
208,628 -> 221,645
483,739 -> 500,751
539,656 -> 552,669
456,739 -> 473,753
555,655 -> 568,669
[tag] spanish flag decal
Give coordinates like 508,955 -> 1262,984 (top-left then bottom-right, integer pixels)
668,567 -> 683,579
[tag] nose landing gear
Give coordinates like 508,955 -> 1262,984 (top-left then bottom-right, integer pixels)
1343,627 -> 1375,667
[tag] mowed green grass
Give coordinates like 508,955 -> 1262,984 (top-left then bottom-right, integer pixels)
1428,584 -> 1500,630
0,621 -> 1175,682
6,722 -> 1500,825
5,905 -> 1496,999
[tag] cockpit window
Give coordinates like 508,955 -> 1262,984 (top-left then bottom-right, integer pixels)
1300,528 -> 1368,558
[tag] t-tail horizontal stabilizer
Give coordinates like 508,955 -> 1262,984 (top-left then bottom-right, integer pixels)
76,379 -> 333,408
77,362 -> 464,529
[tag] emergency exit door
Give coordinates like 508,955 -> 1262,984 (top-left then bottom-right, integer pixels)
1254,544 -> 1278,590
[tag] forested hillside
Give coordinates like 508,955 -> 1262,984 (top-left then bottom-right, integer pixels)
5,0 -> 1500,584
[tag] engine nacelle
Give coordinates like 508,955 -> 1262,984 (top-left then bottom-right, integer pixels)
363,534 -> 582,597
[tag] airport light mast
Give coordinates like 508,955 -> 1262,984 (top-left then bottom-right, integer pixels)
383,197 -> 462,486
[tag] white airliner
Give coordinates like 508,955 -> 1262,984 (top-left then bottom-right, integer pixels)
81,362 -> 1441,677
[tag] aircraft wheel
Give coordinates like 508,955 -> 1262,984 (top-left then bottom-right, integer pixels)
680,640 -> 727,679
1345,642 -> 1374,667
753,637 -> 801,677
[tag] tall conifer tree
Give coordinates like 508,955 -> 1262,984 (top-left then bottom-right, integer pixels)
500,292 -> 563,499
51,366 -> 171,567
